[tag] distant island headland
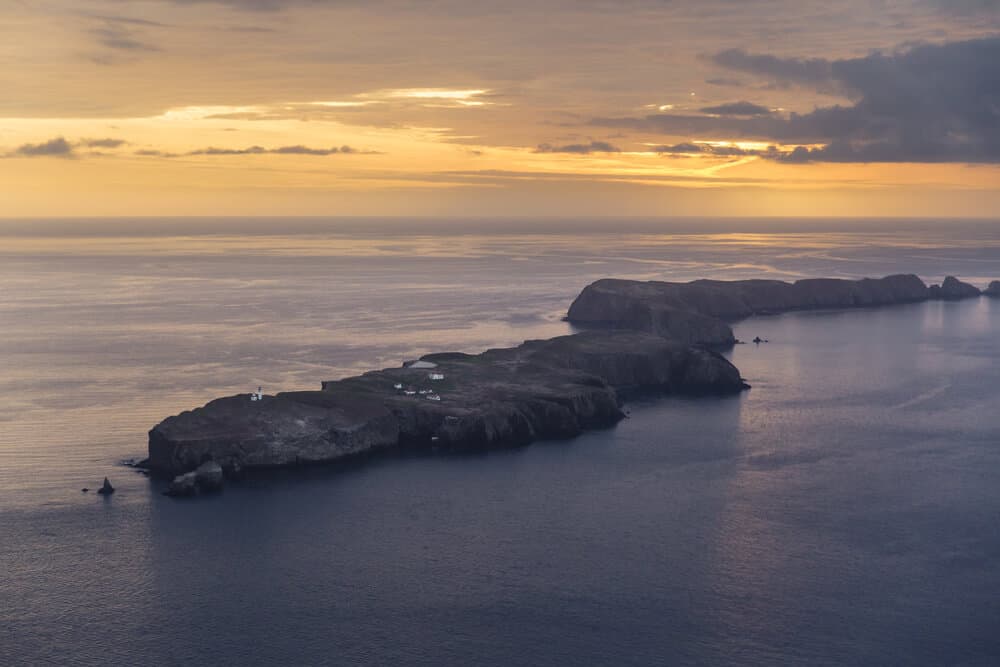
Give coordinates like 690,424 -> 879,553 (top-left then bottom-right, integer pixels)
145,274 -> 992,495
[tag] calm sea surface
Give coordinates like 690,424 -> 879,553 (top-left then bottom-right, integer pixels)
2,218 -> 1000,665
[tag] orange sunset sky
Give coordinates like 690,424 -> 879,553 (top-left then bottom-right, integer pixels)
2,0 -> 999,217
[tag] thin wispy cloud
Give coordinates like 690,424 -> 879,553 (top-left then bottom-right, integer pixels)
699,102 -> 773,117
535,141 -> 621,154
135,144 -> 380,157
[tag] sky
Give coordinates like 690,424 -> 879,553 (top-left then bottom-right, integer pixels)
2,0 -> 999,217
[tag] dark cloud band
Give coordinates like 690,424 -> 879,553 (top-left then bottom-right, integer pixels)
596,37 -> 1000,163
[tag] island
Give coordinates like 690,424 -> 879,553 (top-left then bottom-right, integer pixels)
567,273 -> 981,345
148,331 -> 745,478
146,273 -> 987,490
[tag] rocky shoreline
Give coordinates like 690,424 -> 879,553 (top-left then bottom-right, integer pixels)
146,273 -> 989,491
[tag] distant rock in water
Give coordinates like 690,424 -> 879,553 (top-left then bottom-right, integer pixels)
96,478 -> 114,495
985,281 -> 1000,297
567,274 -> 931,345
148,331 -> 745,477
938,276 -> 981,300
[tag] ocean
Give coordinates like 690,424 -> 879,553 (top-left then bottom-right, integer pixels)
2,218 -> 1000,665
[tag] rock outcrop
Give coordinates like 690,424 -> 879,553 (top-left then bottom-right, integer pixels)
165,461 -> 225,497
938,276 -> 981,300
985,281 -> 1000,297
96,478 -> 114,495
567,274 -> 963,344
148,331 -> 746,477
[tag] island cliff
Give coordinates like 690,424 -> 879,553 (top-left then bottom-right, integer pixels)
148,273 -> 987,483
567,274 -> 980,344
149,331 -> 745,475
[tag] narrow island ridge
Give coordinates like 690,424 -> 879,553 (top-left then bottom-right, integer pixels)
567,273 -> 985,344
145,273 -> 990,493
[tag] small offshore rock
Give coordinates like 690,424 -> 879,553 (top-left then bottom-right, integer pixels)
984,280 -> 1000,297
81,488 -> 89,493
96,478 -> 115,495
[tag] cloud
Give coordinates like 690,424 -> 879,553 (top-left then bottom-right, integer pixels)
699,101 -> 773,116
535,140 -> 621,154
13,137 -> 75,157
134,144 -> 375,157
90,25 -> 160,51
187,144 -> 364,155
705,77 -> 743,87
135,149 -> 180,158
651,142 -> 755,156
709,48 -> 834,88
924,0 -> 1000,16
596,37 -> 1000,163
81,13 -> 170,28
4,137 -> 127,158
82,138 -> 128,148
4,138 -> 362,160
165,0 -> 326,10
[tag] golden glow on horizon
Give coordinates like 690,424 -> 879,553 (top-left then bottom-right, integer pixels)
1,1 -> 998,217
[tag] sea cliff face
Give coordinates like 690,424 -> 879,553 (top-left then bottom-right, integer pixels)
148,331 -> 745,475
567,274 -> 968,344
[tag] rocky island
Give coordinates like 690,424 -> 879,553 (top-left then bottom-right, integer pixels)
149,331 -> 745,477
147,273 -> 987,489
567,273 -> 981,344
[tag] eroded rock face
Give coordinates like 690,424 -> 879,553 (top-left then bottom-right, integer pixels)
985,281 -> 1000,297
148,331 -> 745,475
938,276 -> 981,300
567,274 -> 933,344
